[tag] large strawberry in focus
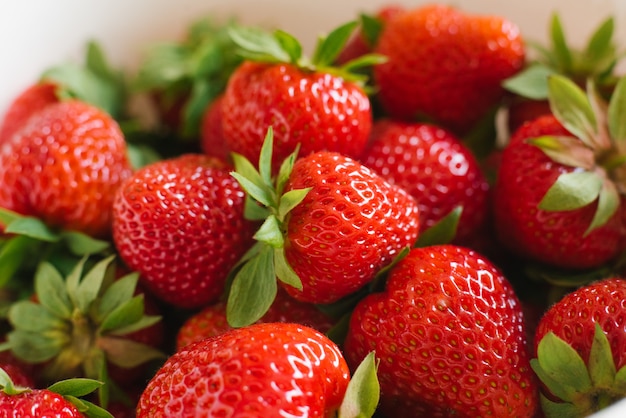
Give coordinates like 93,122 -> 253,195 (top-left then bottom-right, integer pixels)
0,99 -> 132,238
373,4 -> 525,134
113,153 -> 257,308
532,278 -> 626,416
343,244 -> 539,418
361,119 -> 489,244
221,22 -> 383,172
137,322 -> 351,417
493,75 -> 626,270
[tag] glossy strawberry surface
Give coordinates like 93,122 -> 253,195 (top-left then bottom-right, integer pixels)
493,115 -> 625,269
344,245 -> 538,417
283,151 -> 420,303
0,389 -> 84,417
0,99 -> 132,238
112,154 -> 257,308
137,322 -> 350,417
221,61 -> 372,171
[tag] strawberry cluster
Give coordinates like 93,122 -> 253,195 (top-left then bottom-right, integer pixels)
0,3 -> 625,418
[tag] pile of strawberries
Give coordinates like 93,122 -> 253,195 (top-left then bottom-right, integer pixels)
1,3 -> 626,417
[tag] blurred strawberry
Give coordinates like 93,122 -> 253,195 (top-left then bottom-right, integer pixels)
0,82 -> 59,143
199,93 -> 230,161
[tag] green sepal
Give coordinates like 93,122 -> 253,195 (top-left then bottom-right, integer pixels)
549,13 -> 573,73
338,351 -> 380,418
588,323 -> 617,388
231,156 -> 274,207
226,245 -> 278,328
8,301 -> 67,332
325,311 -> 352,347
228,26 -> 293,64
414,206 -> 462,247
278,188 -> 311,220
48,378 -> 103,398
3,215 -> 60,243
0,235 -> 38,288
528,135 -> 595,169
614,365 -> 626,392
539,394 -> 582,418
97,272 -> 140,321
502,64 -> 556,100
244,194 -> 271,220
608,76 -> 626,142
359,13 -> 384,47
276,144 -> 301,196
258,126 -> 276,188
65,256 -> 89,308
585,180 -> 619,235
109,314 -> 162,337
0,367 -> 29,394
65,396 -> 114,418
75,255 -> 116,314
99,295 -> 145,333
532,331 -> 592,402
274,30 -> 303,64
60,231 -> 110,256
312,21 -> 358,68
274,248 -> 302,290
7,329 -> 66,363
367,246 -> 410,294
538,171 -> 603,212
583,17 -> 616,76
547,75 -> 597,146
254,215 -> 284,248
97,337 -> 166,369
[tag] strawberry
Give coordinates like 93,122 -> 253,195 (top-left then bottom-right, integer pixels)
372,4 -> 525,134
531,277 -> 626,416
343,244 -> 539,417
0,82 -> 59,143
137,322 -> 351,417
493,75 -> 626,270
225,129 -> 420,326
200,93 -> 230,161
221,22 -> 383,173
176,288 -> 335,349
360,119 -> 490,244
0,99 -> 132,238
112,153 -> 257,308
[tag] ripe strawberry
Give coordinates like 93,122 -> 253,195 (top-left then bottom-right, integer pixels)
531,278 -> 626,416
221,22 -> 383,173
112,153 -> 257,308
225,129 -> 420,326
137,322 -> 350,417
343,244 -> 539,417
0,99 -> 132,238
493,75 -> 626,270
373,4 -> 525,134
0,82 -> 59,143
176,288 -> 335,349
200,93 -> 230,161
360,119 -> 489,243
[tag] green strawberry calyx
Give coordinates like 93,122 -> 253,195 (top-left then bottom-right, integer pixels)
531,323 -> 626,417
226,127 -> 309,328
337,351 -> 380,418
2,255 -> 164,406
527,74 -> 626,235
0,368 -> 113,418
228,21 -> 387,85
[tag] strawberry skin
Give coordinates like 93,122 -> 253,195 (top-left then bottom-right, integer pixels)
283,151 -> 420,303
373,4 -> 525,134
343,245 -> 538,417
112,154 -> 257,308
137,322 -> 350,417
200,94 -> 230,162
0,99 -> 132,238
493,115 -> 625,269
0,82 -> 59,143
361,120 -> 489,243
0,389 -> 84,417
221,61 -> 372,171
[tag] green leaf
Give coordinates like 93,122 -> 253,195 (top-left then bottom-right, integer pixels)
231,154 -> 274,207
608,76 -> 626,142
254,215 -> 284,248
325,311 -> 352,347
583,17 -> 615,71
35,262 -> 73,319
502,64 -> 555,100
615,365 -> 626,392
338,351 -> 380,418
414,206 -> 462,247
48,378 -> 103,397
274,30 -> 303,64
97,272 -> 139,320
227,246 -> 278,328
313,21 -> 358,67
0,207 -> 22,226
588,323 -> 616,388
76,255 -> 116,313
277,188 -> 311,221
99,295 -> 144,333
8,301 -> 66,332
539,394 -> 580,418
109,314 -> 161,336
585,180 -> 620,235
258,127 -> 275,188
228,26 -> 290,63
61,231 -> 110,256
547,75 -> 597,146
274,248 -> 302,290
4,216 -> 60,242
339,53 -> 388,75
528,135 -> 596,169
276,145 -> 300,196
534,331 -> 592,401
133,43 -> 189,90
360,13 -> 384,47
550,13 -> 573,72
7,329 -> 66,363
68,398 -> 114,418
98,336 -> 166,369
65,256 -> 88,307
243,195 -> 271,221
538,171 -> 603,212
0,235 -> 37,288
0,367 -> 28,394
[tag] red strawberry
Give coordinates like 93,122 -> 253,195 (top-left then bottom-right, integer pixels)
0,82 -> 59,143
137,322 -> 350,417
361,119 -> 489,243
176,288 -> 335,349
200,93 -> 230,161
112,153 -> 257,308
531,278 -> 626,416
221,22 -> 382,173
343,244 -> 539,417
493,75 -> 626,270
0,99 -> 132,238
373,4 -> 525,134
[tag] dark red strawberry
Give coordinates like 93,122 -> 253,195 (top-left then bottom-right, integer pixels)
137,322 -> 350,417
0,99 -> 132,238
112,153 -> 257,308
0,82 -> 59,143
373,4 -> 525,134
361,119 -> 489,243
343,244 -> 539,417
